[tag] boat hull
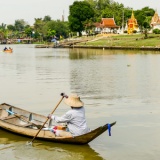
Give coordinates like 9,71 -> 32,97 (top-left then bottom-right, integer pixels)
3,49 -> 13,53
0,103 -> 116,144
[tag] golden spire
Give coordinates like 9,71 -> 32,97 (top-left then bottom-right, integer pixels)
131,10 -> 135,19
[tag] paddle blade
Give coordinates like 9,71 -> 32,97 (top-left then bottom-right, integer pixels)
26,141 -> 33,146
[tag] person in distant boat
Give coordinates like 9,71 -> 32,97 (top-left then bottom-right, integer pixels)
9,47 -> 12,50
3,47 -> 8,51
48,93 -> 90,137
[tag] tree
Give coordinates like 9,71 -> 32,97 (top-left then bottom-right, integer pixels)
34,18 -> 44,31
135,7 -> 154,31
0,23 -> 7,31
24,27 -> 33,37
47,29 -> 56,39
43,15 -> 52,22
0,30 -> 5,42
34,18 -> 45,40
7,25 -> 16,31
68,1 -> 95,36
46,20 -> 69,38
14,19 -> 27,31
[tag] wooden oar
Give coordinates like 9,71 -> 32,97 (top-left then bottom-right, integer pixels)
26,93 -> 68,145
5,109 -> 43,129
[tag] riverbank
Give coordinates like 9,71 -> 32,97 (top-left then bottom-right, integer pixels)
35,33 -> 160,51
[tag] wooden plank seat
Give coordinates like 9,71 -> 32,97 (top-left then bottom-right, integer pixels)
2,115 -> 16,120
20,123 -> 33,127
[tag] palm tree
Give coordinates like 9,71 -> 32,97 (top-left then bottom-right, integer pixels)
0,30 -> 5,43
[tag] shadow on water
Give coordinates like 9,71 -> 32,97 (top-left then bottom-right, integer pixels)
0,129 -> 104,160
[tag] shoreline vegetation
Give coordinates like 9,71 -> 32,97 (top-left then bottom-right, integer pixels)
35,33 -> 160,51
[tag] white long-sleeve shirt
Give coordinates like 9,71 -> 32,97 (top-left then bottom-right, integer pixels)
51,107 -> 90,137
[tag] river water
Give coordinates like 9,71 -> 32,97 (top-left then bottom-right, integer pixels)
0,44 -> 160,160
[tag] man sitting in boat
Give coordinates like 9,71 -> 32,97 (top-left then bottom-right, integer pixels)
3,47 -> 8,51
48,93 -> 90,137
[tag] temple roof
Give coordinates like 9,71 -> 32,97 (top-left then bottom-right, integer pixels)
150,11 -> 160,25
101,18 -> 119,28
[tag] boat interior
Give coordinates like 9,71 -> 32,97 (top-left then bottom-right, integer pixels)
0,103 -> 52,129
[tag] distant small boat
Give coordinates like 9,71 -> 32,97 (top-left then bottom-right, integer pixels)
0,103 -> 116,145
3,49 -> 13,53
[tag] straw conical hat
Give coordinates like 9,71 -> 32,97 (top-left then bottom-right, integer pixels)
64,94 -> 84,107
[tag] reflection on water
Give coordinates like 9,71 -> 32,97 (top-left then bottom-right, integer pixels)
0,129 -> 103,160
0,45 -> 160,160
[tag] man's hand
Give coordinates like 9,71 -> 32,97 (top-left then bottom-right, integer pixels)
47,114 -> 52,119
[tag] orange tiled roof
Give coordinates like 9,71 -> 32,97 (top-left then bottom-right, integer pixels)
101,18 -> 119,28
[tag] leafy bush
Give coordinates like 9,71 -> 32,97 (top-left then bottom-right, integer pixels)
133,30 -> 137,33
153,28 -> 160,34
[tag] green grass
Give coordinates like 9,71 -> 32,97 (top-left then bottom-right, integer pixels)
78,34 -> 160,47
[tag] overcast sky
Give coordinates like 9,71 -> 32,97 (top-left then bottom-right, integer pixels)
0,0 -> 159,26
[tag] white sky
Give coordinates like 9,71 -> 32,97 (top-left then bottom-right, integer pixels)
0,0 -> 159,26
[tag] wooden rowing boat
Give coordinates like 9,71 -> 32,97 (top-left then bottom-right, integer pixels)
3,49 -> 13,53
0,103 -> 116,145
